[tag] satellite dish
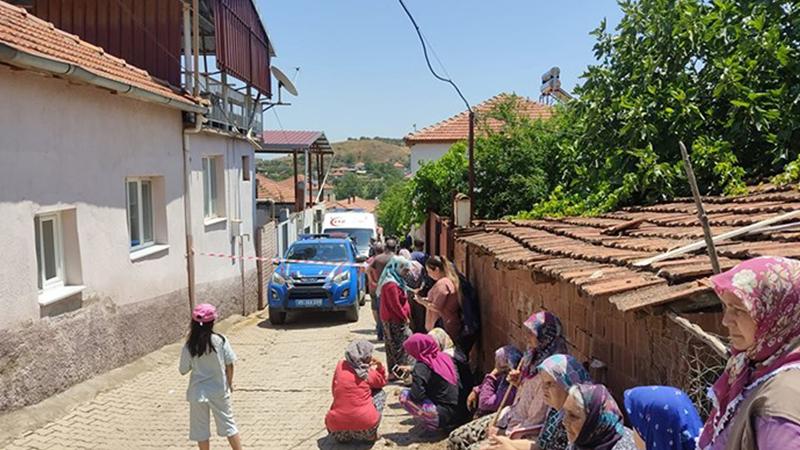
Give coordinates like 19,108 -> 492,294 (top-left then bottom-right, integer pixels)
271,66 -> 298,96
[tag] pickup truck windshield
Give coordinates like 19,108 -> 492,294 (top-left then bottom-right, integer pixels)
286,243 -> 349,262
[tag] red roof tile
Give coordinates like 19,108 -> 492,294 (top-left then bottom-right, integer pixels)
256,174 -> 331,204
457,184 -> 800,312
405,93 -> 553,144
0,1 -> 197,109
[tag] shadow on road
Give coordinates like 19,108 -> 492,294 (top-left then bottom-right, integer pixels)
316,435 -> 376,449
257,311 -> 352,330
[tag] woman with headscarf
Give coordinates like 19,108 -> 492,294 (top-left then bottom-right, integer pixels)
562,384 -> 637,450
623,386 -> 702,450
378,256 -> 415,379
699,256 -> 800,450
399,333 -> 462,431
447,311 -> 567,450
482,354 -> 592,450
466,345 -> 523,419
325,339 -> 387,443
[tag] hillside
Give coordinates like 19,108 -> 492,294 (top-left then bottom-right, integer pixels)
256,137 -> 409,180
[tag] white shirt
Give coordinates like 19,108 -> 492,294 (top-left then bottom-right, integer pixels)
179,334 -> 237,402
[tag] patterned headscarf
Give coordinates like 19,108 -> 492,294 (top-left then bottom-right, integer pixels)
698,256 -> 800,448
377,256 -> 410,293
495,345 -> 523,371
520,311 -> 568,380
624,386 -> 702,450
428,327 -> 455,355
403,261 -> 425,290
570,384 -> 625,450
537,354 -> 591,391
344,339 -> 374,380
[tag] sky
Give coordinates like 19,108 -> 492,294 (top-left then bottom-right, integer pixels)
257,1 -> 624,143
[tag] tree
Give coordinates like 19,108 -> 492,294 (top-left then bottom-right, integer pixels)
376,181 -> 419,238
333,173 -> 365,199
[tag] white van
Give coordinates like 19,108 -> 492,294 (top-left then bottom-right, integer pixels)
322,209 -> 378,257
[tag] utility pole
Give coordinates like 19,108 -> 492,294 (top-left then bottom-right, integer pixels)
468,111 -> 475,223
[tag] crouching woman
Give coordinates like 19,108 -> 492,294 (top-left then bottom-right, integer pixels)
325,339 -> 388,443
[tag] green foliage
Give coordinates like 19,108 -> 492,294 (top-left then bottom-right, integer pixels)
376,181 -> 420,237
333,173 -> 365,199
333,163 -> 404,200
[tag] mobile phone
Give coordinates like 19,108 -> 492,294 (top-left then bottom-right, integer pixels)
391,364 -> 408,379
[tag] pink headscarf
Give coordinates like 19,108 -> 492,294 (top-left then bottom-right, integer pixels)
403,333 -> 458,386
699,256 -> 800,448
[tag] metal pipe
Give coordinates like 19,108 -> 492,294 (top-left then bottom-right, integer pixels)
182,113 -> 204,310
183,2 -> 193,93
0,43 -> 207,114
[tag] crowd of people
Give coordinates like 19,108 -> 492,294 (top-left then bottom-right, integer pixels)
174,250 -> 800,450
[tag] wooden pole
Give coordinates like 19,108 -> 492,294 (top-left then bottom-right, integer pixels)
678,141 -> 721,274
490,358 -> 525,427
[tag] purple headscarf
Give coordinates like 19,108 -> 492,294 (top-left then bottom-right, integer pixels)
520,311 -> 568,380
403,333 -> 458,386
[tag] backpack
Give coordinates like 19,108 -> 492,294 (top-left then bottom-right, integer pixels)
456,270 -> 480,337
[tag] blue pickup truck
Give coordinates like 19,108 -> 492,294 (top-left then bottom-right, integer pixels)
267,234 -> 367,325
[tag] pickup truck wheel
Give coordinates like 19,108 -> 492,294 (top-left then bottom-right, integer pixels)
268,308 -> 287,325
345,303 -> 360,322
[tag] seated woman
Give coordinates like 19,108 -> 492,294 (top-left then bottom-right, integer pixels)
448,311 -> 566,450
562,383 -> 637,450
399,333 -> 461,432
325,340 -> 387,443
467,345 -> 523,419
699,256 -> 800,450
484,353 -> 591,450
623,386 -> 702,450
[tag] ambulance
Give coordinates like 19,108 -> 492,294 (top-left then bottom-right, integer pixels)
322,209 -> 378,257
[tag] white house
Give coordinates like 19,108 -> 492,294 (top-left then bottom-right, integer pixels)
0,0 -> 271,412
404,93 -> 553,174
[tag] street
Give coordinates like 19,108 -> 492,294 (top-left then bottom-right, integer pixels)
1,303 -> 447,449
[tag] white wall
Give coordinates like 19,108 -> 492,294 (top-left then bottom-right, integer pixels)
0,68 -> 187,328
188,133 -> 257,285
410,142 -> 452,174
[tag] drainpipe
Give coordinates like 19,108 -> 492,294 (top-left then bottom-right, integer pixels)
183,113 -> 203,310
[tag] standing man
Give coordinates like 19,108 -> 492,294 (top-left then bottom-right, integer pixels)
367,237 -> 397,341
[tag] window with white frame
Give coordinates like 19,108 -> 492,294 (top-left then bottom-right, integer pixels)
126,178 -> 155,250
35,213 -> 64,290
203,156 -> 225,219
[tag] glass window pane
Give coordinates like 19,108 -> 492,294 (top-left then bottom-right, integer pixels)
209,158 -> 218,215
142,181 -> 153,243
128,181 -> 140,246
203,159 -> 211,217
34,217 -> 42,289
42,219 -> 56,280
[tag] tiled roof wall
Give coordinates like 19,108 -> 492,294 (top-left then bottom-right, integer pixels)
458,184 -> 800,312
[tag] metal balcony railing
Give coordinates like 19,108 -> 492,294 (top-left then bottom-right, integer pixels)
184,72 -> 263,136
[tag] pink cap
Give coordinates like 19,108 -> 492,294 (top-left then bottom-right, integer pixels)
192,303 -> 218,324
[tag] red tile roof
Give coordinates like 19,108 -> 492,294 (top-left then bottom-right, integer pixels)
458,184 -> 800,312
0,1 -> 198,109
256,173 -> 330,204
405,93 -> 553,144
325,197 -> 379,214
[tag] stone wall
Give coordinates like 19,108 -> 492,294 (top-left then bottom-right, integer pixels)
458,242 -> 725,403
0,271 -> 258,413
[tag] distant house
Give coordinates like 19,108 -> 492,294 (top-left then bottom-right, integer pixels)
404,93 -> 552,174
256,174 -> 331,222
393,161 -> 406,170
0,0 -> 272,412
326,197 -> 379,215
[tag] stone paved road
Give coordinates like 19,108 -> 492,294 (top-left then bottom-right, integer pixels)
2,303 -> 448,449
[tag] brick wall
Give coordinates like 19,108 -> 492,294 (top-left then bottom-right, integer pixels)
461,244 -> 725,405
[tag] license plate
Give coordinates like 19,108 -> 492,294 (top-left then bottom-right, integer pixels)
294,299 -> 323,307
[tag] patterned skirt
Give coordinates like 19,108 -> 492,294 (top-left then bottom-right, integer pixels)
383,321 -> 413,372
447,414 -> 494,450
327,389 -> 387,443
399,389 -> 440,431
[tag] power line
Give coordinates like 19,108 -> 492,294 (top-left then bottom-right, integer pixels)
397,0 -> 471,112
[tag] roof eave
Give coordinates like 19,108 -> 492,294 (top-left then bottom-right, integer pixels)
0,43 -> 207,114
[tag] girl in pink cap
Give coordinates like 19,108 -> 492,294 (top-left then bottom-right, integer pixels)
179,303 -> 242,450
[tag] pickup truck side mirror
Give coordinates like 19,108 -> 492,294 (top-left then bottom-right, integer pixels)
355,255 -> 368,263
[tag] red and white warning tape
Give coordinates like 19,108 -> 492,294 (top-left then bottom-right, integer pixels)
196,251 -> 367,269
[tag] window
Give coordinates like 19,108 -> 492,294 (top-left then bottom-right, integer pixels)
242,155 -> 251,181
203,156 -> 225,219
127,178 -> 154,250
35,213 -> 64,290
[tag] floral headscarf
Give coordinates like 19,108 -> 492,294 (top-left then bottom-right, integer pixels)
537,354 -> 591,390
699,256 -> 800,448
377,256 -> 410,293
570,383 -> 625,450
344,339 -> 375,380
495,345 -> 523,371
428,327 -> 455,355
520,311 -> 568,380
624,386 -> 702,450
